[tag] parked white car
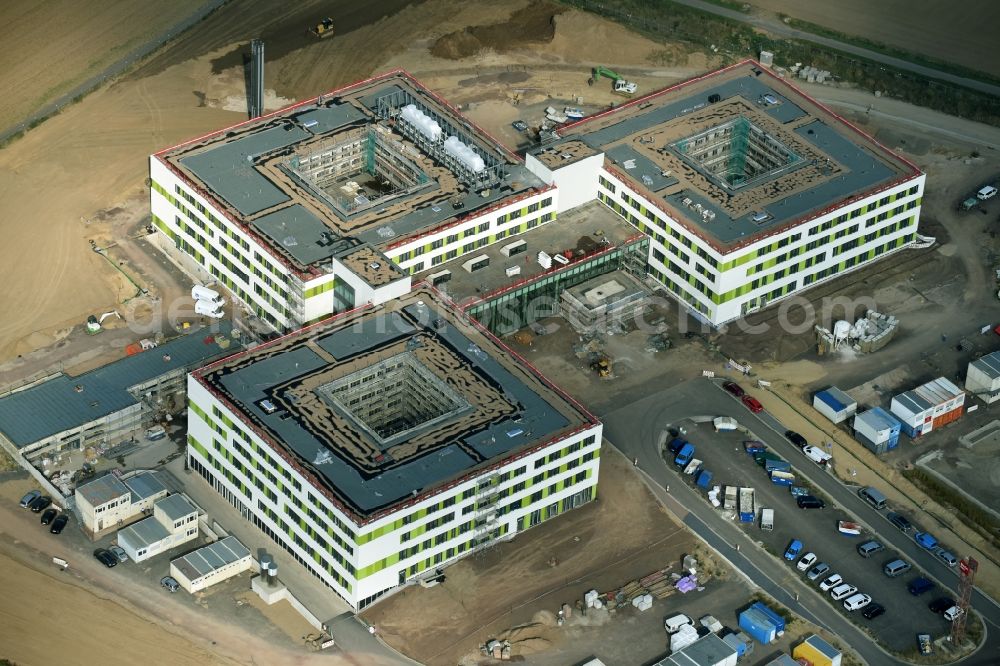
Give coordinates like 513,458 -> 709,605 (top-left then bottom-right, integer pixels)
819,574 -> 843,591
796,552 -> 818,571
831,584 -> 858,601
843,593 -> 872,611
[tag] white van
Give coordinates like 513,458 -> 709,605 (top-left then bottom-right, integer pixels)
978,185 -> 998,200
194,300 -> 224,319
664,613 -> 693,634
192,285 -> 225,307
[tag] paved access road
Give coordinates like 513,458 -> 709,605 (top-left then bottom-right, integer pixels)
600,377 -> 1000,665
670,0 -> 1000,98
656,416 -> 952,651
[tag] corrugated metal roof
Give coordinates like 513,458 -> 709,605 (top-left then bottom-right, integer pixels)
0,324 -> 240,448
800,634 -> 840,658
893,389 -> 933,415
171,536 -> 251,582
855,407 -> 900,431
817,386 -> 855,410
155,494 -> 197,522
764,655 -> 799,666
118,515 -> 170,550
76,474 -> 130,507
970,351 -> 1000,381
124,471 -> 167,501
652,634 -> 737,666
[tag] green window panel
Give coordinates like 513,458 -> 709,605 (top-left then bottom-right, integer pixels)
303,280 -> 335,299
188,434 -> 209,458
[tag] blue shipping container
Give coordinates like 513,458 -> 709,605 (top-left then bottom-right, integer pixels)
856,430 -> 889,455
738,607 -> 777,645
750,602 -> 786,633
696,469 -> 713,489
770,471 -> 795,486
764,459 -> 791,473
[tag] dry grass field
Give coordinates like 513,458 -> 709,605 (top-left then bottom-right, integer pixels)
749,0 -> 1000,77
0,0 -> 205,131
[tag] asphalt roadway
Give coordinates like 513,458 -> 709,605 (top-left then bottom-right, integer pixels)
670,0 -> 1000,98
600,377 -> 1000,666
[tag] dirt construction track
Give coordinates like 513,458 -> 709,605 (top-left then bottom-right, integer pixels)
362,447 -> 699,665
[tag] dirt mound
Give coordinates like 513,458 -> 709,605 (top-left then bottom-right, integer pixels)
431,2 -> 566,60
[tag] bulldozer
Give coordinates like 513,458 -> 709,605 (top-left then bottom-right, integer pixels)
588,65 -> 637,97
590,353 -> 612,378
310,17 -> 334,38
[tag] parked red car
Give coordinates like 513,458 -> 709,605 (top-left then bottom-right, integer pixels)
722,381 -> 745,398
741,395 -> 764,413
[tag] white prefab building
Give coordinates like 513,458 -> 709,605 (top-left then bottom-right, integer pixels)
965,351 -> 1000,403
890,377 -> 965,438
75,471 -> 169,533
652,633 -> 739,666
812,387 -> 857,424
170,536 -> 254,593
116,493 -> 200,562
76,475 -> 132,533
186,290 -> 601,610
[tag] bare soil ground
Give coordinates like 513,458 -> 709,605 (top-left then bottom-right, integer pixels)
0,0 -> 205,131
748,0 -> 1000,78
361,447 -> 704,665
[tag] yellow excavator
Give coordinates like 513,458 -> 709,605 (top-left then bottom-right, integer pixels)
590,354 -> 612,378
310,17 -> 334,38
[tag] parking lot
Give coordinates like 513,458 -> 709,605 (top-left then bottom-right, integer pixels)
660,386 -> 957,653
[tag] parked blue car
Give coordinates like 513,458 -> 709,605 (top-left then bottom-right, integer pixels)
784,539 -> 803,561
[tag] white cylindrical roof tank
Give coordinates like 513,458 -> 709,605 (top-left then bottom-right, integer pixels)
833,320 -> 851,341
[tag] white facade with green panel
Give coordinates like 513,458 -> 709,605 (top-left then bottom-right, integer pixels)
592,167 -> 925,325
186,375 -> 601,610
149,157 -> 410,331
384,190 -> 558,275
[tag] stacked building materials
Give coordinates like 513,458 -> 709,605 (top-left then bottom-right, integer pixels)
890,377 -> 965,437
853,407 -> 902,454
812,387 -> 857,424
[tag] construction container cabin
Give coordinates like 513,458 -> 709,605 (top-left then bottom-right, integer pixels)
792,634 -> 842,666
852,407 -> 902,455
965,350 -> 1000,404
812,386 -> 857,424
890,377 -> 965,438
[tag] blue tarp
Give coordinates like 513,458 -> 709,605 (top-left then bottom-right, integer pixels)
816,390 -> 847,412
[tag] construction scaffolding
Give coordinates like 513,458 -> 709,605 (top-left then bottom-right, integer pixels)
672,115 -> 802,191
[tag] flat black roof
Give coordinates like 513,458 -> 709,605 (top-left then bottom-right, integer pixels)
159,72 -> 545,274
196,290 -> 593,520
537,61 -> 918,250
